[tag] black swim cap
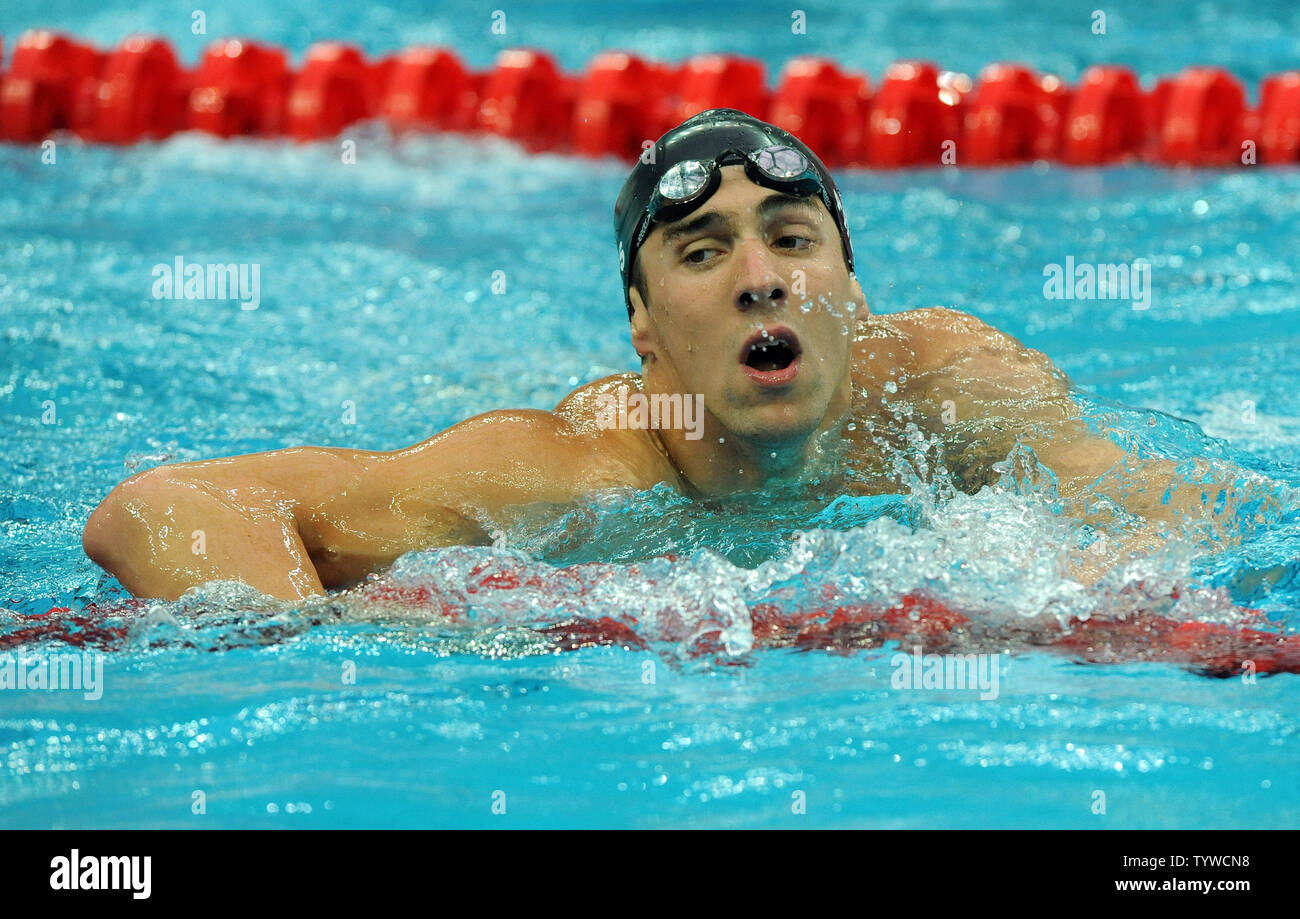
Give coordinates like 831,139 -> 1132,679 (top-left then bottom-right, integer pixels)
614,108 -> 854,318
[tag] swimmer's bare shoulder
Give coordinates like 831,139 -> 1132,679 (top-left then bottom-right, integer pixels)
82,375 -> 678,602
552,372 -> 684,481
862,306 -> 1039,373
857,305 -> 1071,407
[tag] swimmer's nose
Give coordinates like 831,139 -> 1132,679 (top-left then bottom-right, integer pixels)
737,284 -> 787,310
734,244 -> 787,311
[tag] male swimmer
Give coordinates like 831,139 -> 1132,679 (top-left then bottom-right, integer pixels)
82,109 -> 1256,601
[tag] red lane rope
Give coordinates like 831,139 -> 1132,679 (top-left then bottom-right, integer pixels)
2,29 -> 1299,165
9,584 -> 1299,677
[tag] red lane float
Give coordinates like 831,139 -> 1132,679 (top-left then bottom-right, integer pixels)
3,29 -> 1300,168
1062,65 -> 1148,165
1259,71 -> 1300,163
286,42 -> 374,141
1156,67 -> 1248,166
963,63 -> 1069,164
378,46 -> 472,133
189,39 -> 288,137
864,61 -> 966,167
87,36 -> 188,143
9,577 -> 1299,679
476,48 -> 570,151
0,30 -> 100,142
573,52 -> 666,159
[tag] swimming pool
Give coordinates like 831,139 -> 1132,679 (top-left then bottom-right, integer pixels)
3,0 -> 1300,829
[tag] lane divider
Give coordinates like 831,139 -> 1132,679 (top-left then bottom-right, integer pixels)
2,29 -> 1298,166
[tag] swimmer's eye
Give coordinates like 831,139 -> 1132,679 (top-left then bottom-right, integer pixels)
683,247 -> 722,265
774,234 -> 814,250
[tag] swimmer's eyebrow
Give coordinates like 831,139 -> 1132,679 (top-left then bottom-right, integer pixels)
660,194 -> 822,248
661,211 -> 736,248
757,193 -> 823,224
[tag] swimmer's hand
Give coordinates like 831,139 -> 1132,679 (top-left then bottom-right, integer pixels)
82,407 -> 658,601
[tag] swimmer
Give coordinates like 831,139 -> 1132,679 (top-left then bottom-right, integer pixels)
81,109 -> 1264,600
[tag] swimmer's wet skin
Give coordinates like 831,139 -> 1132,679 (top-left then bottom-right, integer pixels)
81,109 -> 1274,602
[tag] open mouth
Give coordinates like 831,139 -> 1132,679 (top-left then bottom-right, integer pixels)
740,327 -> 803,384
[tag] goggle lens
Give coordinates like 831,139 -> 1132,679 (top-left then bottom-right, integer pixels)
751,144 -> 810,179
656,160 -> 711,201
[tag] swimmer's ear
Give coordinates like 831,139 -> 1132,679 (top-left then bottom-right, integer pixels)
628,287 -> 656,362
850,275 -> 869,315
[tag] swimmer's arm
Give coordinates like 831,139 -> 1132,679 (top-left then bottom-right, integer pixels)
908,308 -> 1240,510
903,307 -> 1120,499
300,409 -> 660,584
82,465 -> 329,602
1055,458 -> 1279,584
83,410 -> 652,601
968,351 -> 1278,536
908,308 -> 1274,578
81,443 -> 398,601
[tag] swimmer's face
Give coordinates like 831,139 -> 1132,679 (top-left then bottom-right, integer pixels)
629,165 -> 866,445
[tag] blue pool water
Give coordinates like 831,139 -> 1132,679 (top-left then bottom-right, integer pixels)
3,1 -> 1300,828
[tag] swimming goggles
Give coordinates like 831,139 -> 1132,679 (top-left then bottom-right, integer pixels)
636,144 -> 825,244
